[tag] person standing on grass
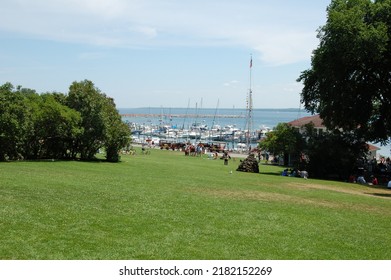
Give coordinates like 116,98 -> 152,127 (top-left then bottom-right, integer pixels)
222,151 -> 231,165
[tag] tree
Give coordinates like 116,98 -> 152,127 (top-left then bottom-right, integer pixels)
302,123 -> 368,179
67,80 -> 130,161
298,0 -> 391,144
67,80 -> 107,160
102,97 -> 131,162
259,123 -> 304,165
0,83 -> 33,160
0,80 -> 128,162
29,94 -> 82,159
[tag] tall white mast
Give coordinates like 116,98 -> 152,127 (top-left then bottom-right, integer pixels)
245,55 -> 254,150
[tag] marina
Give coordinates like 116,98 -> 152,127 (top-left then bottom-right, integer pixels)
120,113 -> 245,119
120,55 -> 312,151
120,107 -> 312,152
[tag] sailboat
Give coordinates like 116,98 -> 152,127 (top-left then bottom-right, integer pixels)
240,55 -> 255,150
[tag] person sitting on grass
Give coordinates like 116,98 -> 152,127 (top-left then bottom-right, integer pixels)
371,175 -> 378,186
299,170 -> 309,179
357,175 -> 366,184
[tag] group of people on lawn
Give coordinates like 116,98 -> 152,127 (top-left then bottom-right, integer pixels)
349,157 -> 391,188
281,168 -> 308,179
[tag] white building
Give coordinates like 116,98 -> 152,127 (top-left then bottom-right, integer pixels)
287,115 -> 380,159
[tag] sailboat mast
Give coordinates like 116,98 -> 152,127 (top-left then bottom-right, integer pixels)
249,55 -> 252,95
212,98 -> 220,128
182,98 -> 190,130
246,55 -> 253,149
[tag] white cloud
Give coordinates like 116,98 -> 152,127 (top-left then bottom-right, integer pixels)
252,31 -> 318,66
223,80 -> 240,87
129,26 -> 158,39
0,0 -> 328,65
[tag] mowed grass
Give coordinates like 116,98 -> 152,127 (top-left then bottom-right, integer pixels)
0,148 -> 390,260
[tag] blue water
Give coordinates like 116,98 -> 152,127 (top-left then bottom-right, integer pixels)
119,107 -> 390,156
119,107 -> 312,130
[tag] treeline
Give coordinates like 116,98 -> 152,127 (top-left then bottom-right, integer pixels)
260,122 -> 369,180
0,80 -> 131,162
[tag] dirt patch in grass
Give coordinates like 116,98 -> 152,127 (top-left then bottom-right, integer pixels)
285,182 -> 391,199
189,186 -> 390,216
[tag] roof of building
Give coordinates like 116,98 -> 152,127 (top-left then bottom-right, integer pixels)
287,115 -> 381,151
367,143 -> 381,151
288,114 -> 325,128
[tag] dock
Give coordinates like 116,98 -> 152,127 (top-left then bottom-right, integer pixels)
120,113 -> 245,119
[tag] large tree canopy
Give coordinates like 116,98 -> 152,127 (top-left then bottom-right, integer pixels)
0,80 -> 130,162
298,0 -> 391,144
67,80 -> 131,161
0,83 -> 32,160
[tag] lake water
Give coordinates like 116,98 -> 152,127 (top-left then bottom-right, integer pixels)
119,107 -> 390,156
119,107 -> 311,130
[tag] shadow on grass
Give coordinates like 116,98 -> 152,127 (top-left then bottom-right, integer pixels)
259,172 -> 283,177
366,192 -> 391,198
9,158 -> 110,164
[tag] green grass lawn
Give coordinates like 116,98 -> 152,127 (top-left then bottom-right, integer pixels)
1,148 -> 390,260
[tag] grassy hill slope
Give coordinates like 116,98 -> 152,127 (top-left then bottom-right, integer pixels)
1,148 -> 390,259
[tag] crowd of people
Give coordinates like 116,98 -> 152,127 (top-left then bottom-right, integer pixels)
366,157 -> 391,174
132,139 -> 391,189
281,168 -> 309,179
350,156 -> 391,188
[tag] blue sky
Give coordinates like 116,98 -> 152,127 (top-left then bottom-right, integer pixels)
1,0 -> 332,109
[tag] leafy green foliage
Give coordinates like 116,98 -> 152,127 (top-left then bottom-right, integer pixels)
298,0 -> 391,144
260,122 -> 369,179
102,97 -> 131,162
30,94 -> 82,159
259,123 -> 304,165
67,80 -> 108,160
0,83 -> 33,160
0,81 -> 130,162
302,123 -> 368,179
67,80 -> 131,161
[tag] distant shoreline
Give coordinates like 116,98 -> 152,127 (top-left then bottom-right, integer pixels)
119,107 -> 310,111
